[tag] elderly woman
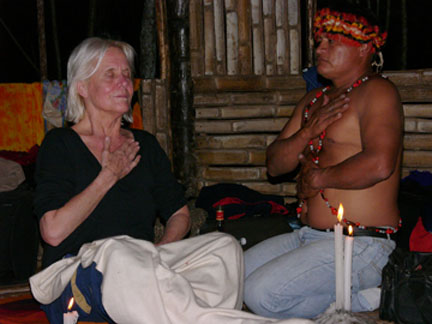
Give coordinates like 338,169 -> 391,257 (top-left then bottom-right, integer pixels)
35,37 -> 191,268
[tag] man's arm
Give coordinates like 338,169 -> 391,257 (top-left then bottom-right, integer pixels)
299,79 -> 403,194
156,205 -> 191,246
266,90 -> 350,176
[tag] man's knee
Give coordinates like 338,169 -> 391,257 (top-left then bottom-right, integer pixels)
244,278 -> 274,316
244,276 -> 297,318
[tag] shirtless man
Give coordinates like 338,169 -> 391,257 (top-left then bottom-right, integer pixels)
244,4 -> 403,319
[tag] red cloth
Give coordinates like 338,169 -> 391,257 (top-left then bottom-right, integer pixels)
0,294 -> 107,324
0,295 -> 48,324
0,145 -> 39,166
410,217 -> 432,252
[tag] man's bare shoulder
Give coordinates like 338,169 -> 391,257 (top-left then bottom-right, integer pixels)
362,75 -> 401,98
355,75 -> 402,114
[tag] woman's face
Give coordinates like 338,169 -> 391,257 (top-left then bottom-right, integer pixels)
80,47 -> 133,117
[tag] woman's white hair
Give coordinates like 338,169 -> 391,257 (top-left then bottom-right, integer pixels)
65,37 -> 136,124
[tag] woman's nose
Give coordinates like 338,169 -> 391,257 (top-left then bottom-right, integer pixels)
118,74 -> 132,88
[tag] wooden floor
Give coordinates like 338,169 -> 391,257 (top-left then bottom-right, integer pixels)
1,283 -> 394,323
0,283 -> 31,300
361,311 -> 394,324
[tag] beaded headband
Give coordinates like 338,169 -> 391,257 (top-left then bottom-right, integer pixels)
313,8 -> 387,53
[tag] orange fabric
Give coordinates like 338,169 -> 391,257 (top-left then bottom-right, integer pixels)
131,79 -> 143,130
131,102 -> 143,129
0,83 -> 44,152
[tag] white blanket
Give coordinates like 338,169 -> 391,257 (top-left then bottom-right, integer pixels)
30,232 -> 314,324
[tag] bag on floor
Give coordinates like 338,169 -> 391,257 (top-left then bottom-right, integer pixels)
0,182 -> 39,285
379,247 -> 432,323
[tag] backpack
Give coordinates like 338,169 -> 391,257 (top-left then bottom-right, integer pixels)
379,247 -> 432,323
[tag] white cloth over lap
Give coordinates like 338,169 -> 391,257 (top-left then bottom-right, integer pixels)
30,232 -> 314,324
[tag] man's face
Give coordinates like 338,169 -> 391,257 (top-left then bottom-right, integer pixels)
315,34 -> 362,79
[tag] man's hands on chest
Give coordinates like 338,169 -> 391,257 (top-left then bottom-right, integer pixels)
303,93 -> 350,141
296,153 -> 324,199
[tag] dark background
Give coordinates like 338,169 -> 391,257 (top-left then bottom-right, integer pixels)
0,0 -> 431,83
0,0 -> 144,83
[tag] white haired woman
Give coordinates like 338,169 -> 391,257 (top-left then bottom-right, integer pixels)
34,37 -> 191,268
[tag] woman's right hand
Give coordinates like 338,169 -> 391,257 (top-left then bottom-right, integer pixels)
101,136 -> 141,181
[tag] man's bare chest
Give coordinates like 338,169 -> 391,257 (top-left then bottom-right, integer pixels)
328,108 -> 360,144
307,105 -> 362,164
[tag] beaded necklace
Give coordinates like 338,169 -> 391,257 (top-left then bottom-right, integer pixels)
296,75 -> 401,235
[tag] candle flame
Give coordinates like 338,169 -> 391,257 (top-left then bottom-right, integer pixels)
348,225 -> 353,236
337,204 -> 344,223
67,297 -> 74,311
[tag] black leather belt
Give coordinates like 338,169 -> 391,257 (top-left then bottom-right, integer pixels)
312,226 -> 395,240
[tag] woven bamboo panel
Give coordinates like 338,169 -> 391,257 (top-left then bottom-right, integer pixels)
190,0 -> 302,77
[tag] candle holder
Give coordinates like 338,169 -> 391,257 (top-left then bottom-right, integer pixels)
315,304 -> 375,324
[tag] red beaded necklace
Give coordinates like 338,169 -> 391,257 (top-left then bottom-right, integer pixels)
296,75 -> 401,235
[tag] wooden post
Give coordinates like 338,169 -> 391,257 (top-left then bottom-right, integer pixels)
49,0 -> 62,80
305,0 -> 316,68
166,0 -> 197,197
140,0 -> 157,78
36,0 -> 48,80
237,0 -> 252,75
156,0 -> 170,81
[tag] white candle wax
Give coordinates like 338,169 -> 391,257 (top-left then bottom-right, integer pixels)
63,310 -> 79,324
334,222 -> 344,310
343,231 -> 354,311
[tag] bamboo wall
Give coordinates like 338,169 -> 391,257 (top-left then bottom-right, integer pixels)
190,0 -> 302,77
140,79 -> 173,159
188,1 -> 432,200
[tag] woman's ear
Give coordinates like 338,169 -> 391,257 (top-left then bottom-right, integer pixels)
77,81 -> 88,98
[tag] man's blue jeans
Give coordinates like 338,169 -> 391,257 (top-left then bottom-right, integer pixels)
244,226 -> 395,319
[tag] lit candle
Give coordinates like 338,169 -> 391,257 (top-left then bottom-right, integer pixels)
63,297 -> 79,324
334,203 -> 344,310
344,225 -> 354,312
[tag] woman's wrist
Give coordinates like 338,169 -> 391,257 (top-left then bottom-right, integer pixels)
97,167 -> 118,189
